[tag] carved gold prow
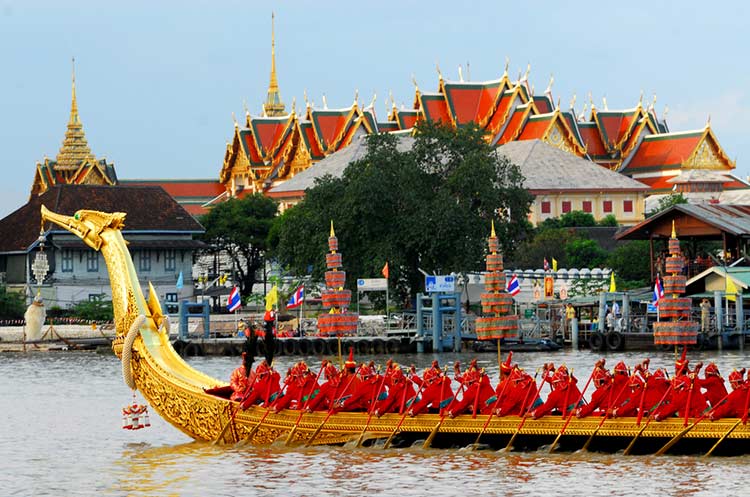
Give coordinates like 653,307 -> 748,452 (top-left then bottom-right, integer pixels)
40,205 -> 126,251
147,282 -> 165,331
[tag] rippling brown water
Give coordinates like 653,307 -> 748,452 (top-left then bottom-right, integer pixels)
2,349 -> 750,496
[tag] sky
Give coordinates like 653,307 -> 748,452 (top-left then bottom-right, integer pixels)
1,0 -> 749,219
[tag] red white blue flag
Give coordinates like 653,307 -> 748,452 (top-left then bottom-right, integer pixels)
653,275 -> 665,307
506,274 -> 520,296
227,286 -> 241,312
287,285 -> 305,309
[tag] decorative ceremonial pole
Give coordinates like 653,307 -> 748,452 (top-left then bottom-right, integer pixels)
318,222 -> 357,366
475,221 -> 518,368
653,222 -> 697,352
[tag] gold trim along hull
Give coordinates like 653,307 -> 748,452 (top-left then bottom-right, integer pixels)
40,207 -> 750,455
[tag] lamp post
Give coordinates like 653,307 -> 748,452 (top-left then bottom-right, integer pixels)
31,230 -> 50,291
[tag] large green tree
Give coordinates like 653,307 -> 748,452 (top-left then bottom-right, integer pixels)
270,122 -> 533,302
200,194 -> 278,295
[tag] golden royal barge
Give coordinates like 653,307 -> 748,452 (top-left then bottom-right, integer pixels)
39,206 -> 750,456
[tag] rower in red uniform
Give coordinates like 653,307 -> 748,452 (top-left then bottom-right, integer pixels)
575,359 -> 613,418
531,364 -> 582,419
338,362 -> 380,411
331,349 -> 363,411
271,361 -> 319,412
229,352 -> 251,401
494,367 -> 540,416
493,352 -> 515,403
305,361 -> 341,412
697,362 -> 729,408
709,369 -> 749,420
653,361 -> 708,421
374,362 -> 416,416
407,361 -> 454,416
240,359 -> 281,409
610,369 -> 645,418
640,367 -> 671,415
447,360 -> 496,417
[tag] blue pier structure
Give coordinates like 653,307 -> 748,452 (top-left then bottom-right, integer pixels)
178,300 -> 211,340
415,292 -> 462,353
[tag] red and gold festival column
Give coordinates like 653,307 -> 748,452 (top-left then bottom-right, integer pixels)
317,222 -> 358,361
475,221 -> 519,365
653,222 -> 697,349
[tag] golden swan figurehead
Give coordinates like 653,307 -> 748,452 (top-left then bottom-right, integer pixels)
40,205 -> 126,251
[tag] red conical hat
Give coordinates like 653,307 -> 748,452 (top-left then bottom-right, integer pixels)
729,369 -> 744,386
705,362 -> 720,377
345,346 -> 356,369
614,361 -> 628,375
501,351 -> 514,374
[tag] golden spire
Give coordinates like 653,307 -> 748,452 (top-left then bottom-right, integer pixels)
671,220 -> 676,238
55,57 -> 96,174
330,220 -> 336,238
263,12 -> 286,117
491,220 -> 496,238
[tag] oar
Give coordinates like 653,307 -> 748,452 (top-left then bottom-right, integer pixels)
304,372 -> 358,447
550,367 -> 591,453
623,381 -> 676,455
423,377 -> 465,449
470,368 -> 514,449
285,362 -> 327,445
580,374 -> 633,452
382,373 -> 430,449
354,368 -> 388,448
212,371 -> 262,445
504,369 -> 541,451
704,383 -> 750,457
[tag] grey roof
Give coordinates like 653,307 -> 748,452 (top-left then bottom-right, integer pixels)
495,140 -> 648,192
269,132 -> 414,194
616,203 -> 750,240
270,136 -> 646,196
667,169 -> 728,184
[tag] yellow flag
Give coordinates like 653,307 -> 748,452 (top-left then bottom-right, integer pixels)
265,284 -> 279,311
552,258 -> 558,272
609,272 -> 617,293
726,274 -> 738,302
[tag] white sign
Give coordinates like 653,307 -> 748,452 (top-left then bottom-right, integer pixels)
357,278 -> 388,291
425,275 -> 456,293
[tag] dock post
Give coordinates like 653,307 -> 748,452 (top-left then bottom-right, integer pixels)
416,294 -> 425,353
179,299 -> 188,340
622,293 -> 631,333
432,292 -> 442,353
598,292 -> 606,330
571,317 -> 579,350
736,294 -> 744,351
714,291 -> 723,351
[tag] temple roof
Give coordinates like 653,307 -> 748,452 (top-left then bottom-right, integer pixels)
55,63 -> 96,171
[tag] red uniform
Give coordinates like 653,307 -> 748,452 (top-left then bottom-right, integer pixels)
576,360 -> 613,418
448,361 -> 496,417
709,369 -> 749,420
271,362 -> 319,412
374,364 -> 416,415
611,374 -> 644,418
698,363 -> 729,408
229,364 -> 250,402
640,368 -> 671,415
408,362 -> 454,416
305,362 -> 343,412
240,361 -> 281,409
653,372 -> 709,421
495,368 -> 540,416
531,365 -> 582,419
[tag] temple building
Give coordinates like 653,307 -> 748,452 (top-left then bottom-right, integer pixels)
30,61 -> 118,197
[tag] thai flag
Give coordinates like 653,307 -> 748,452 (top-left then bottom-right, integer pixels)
653,275 -> 664,307
287,285 -> 305,309
506,274 -> 521,296
227,286 -> 241,312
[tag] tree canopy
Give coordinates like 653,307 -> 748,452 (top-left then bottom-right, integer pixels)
270,122 -> 533,303
200,194 -> 278,295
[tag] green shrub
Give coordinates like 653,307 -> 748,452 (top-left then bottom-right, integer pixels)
70,295 -> 114,322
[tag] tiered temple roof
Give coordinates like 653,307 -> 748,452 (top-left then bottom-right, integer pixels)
31,60 -> 117,197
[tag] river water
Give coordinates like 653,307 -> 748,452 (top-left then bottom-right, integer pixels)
2,348 -> 750,496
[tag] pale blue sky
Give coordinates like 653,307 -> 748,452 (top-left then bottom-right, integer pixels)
1,1 -> 748,218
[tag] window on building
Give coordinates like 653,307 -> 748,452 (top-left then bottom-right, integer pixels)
61,249 -> 74,272
623,200 -> 634,213
86,251 -> 98,272
562,201 -> 572,213
582,201 -> 592,213
603,200 -> 613,213
164,249 -> 176,272
139,250 -> 151,272
541,201 -> 551,214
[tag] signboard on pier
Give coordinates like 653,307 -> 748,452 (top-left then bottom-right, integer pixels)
425,275 -> 455,293
357,278 -> 388,291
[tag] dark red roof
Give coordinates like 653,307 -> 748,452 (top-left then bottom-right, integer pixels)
0,185 -> 204,253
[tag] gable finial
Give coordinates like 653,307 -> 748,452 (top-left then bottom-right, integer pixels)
231,112 -> 238,128
578,102 -> 588,121
354,88 -> 359,106
322,94 -> 328,110
556,97 -> 561,111
707,114 -> 711,127
457,64 -> 464,82
524,63 -> 531,80
545,73 -> 554,95
291,96 -> 296,115
243,99 -> 249,117
602,96 -> 608,110
569,93 -> 577,109
436,62 -> 442,80
504,56 -> 510,77
466,61 -> 471,81
411,74 -> 419,92
663,105 -> 669,119
639,90 -> 644,106
368,92 -> 377,109
303,89 -> 309,108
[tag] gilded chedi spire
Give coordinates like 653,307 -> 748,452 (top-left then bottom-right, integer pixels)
56,58 -> 96,172
263,12 -> 286,117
